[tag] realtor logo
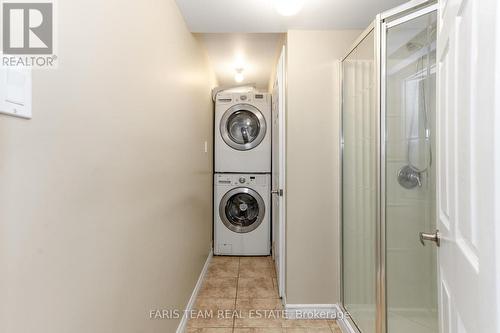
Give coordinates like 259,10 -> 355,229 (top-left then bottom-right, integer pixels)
1,1 -> 57,67
2,2 -> 53,54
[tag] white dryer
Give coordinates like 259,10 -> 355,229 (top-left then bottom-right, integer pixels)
214,173 -> 270,256
215,92 -> 271,173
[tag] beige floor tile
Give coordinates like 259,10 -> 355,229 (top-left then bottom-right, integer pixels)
327,320 -> 342,333
187,298 -> 236,328
239,256 -> 277,279
198,277 -> 237,298
272,277 -> 278,292
238,276 -> 274,289
267,258 -> 277,276
193,297 -> 236,310
234,328 -> 284,333
188,257 -> 286,331
186,328 -> 233,333
285,328 -> 333,333
234,316 -> 283,328
212,256 -> 240,265
240,257 -> 273,270
207,257 -> 239,278
239,265 -> 275,279
282,320 -> 330,328
237,277 -> 278,299
234,298 -> 285,328
236,298 -> 283,310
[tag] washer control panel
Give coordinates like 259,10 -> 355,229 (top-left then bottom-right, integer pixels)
216,174 -> 268,186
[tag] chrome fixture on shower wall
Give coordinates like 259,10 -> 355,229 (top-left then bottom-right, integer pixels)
397,165 -> 422,189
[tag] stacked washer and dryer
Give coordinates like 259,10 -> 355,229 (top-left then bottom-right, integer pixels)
214,91 -> 271,256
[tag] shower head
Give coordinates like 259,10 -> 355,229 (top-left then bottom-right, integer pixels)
406,24 -> 436,53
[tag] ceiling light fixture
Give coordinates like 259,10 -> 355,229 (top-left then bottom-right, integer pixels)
234,68 -> 244,83
273,0 -> 304,16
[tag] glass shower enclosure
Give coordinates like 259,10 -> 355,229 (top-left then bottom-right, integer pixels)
340,1 -> 438,333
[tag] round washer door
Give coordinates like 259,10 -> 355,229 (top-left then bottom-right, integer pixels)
219,187 -> 265,234
220,104 -> 267,151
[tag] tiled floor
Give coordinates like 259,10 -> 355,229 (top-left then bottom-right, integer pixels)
187,256 -> 342,333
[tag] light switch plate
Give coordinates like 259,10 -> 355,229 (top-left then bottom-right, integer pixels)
0,66 -> 32,119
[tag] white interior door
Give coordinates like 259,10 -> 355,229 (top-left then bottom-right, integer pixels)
272,45 -> 286,299
437,0 -> 500,332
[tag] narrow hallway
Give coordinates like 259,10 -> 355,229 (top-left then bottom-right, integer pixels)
187,256 -> 341,332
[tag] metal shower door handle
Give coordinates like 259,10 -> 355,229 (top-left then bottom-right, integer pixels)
419,230 -> 440,247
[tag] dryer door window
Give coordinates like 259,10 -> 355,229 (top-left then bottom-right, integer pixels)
220,104 -> 267,151
220,187 -> 265,233
228,111 -> 260,144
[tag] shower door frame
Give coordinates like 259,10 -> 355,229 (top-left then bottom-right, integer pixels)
380,3 -> 438,333
339,1 -> 438,333
339,18 -> 380,333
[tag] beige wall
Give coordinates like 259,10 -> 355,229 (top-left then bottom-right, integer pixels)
0,1 -> 215,332
285,30 -> 361,304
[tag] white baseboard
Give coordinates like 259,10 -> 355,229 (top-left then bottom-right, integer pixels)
176,250 -> 213,333
284,303 -> 342,320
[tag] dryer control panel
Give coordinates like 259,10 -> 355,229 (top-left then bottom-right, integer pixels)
216,92 -> 270,105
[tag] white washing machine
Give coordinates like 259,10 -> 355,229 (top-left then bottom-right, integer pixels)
214,173 -> 271,256
215,92 -> 271,173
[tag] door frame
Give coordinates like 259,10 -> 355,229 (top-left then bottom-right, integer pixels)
272,44 -> 287,300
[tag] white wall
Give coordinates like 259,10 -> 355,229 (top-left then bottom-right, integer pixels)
0,0 -> 216,332
285,30 -> 361,304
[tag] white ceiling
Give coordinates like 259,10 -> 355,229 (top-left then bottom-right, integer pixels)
187,0 -> 408,89
196,33 -> 284,89
176,0 -> 408,32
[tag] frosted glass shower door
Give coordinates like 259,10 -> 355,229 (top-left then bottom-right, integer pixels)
341,30 -> 377,333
